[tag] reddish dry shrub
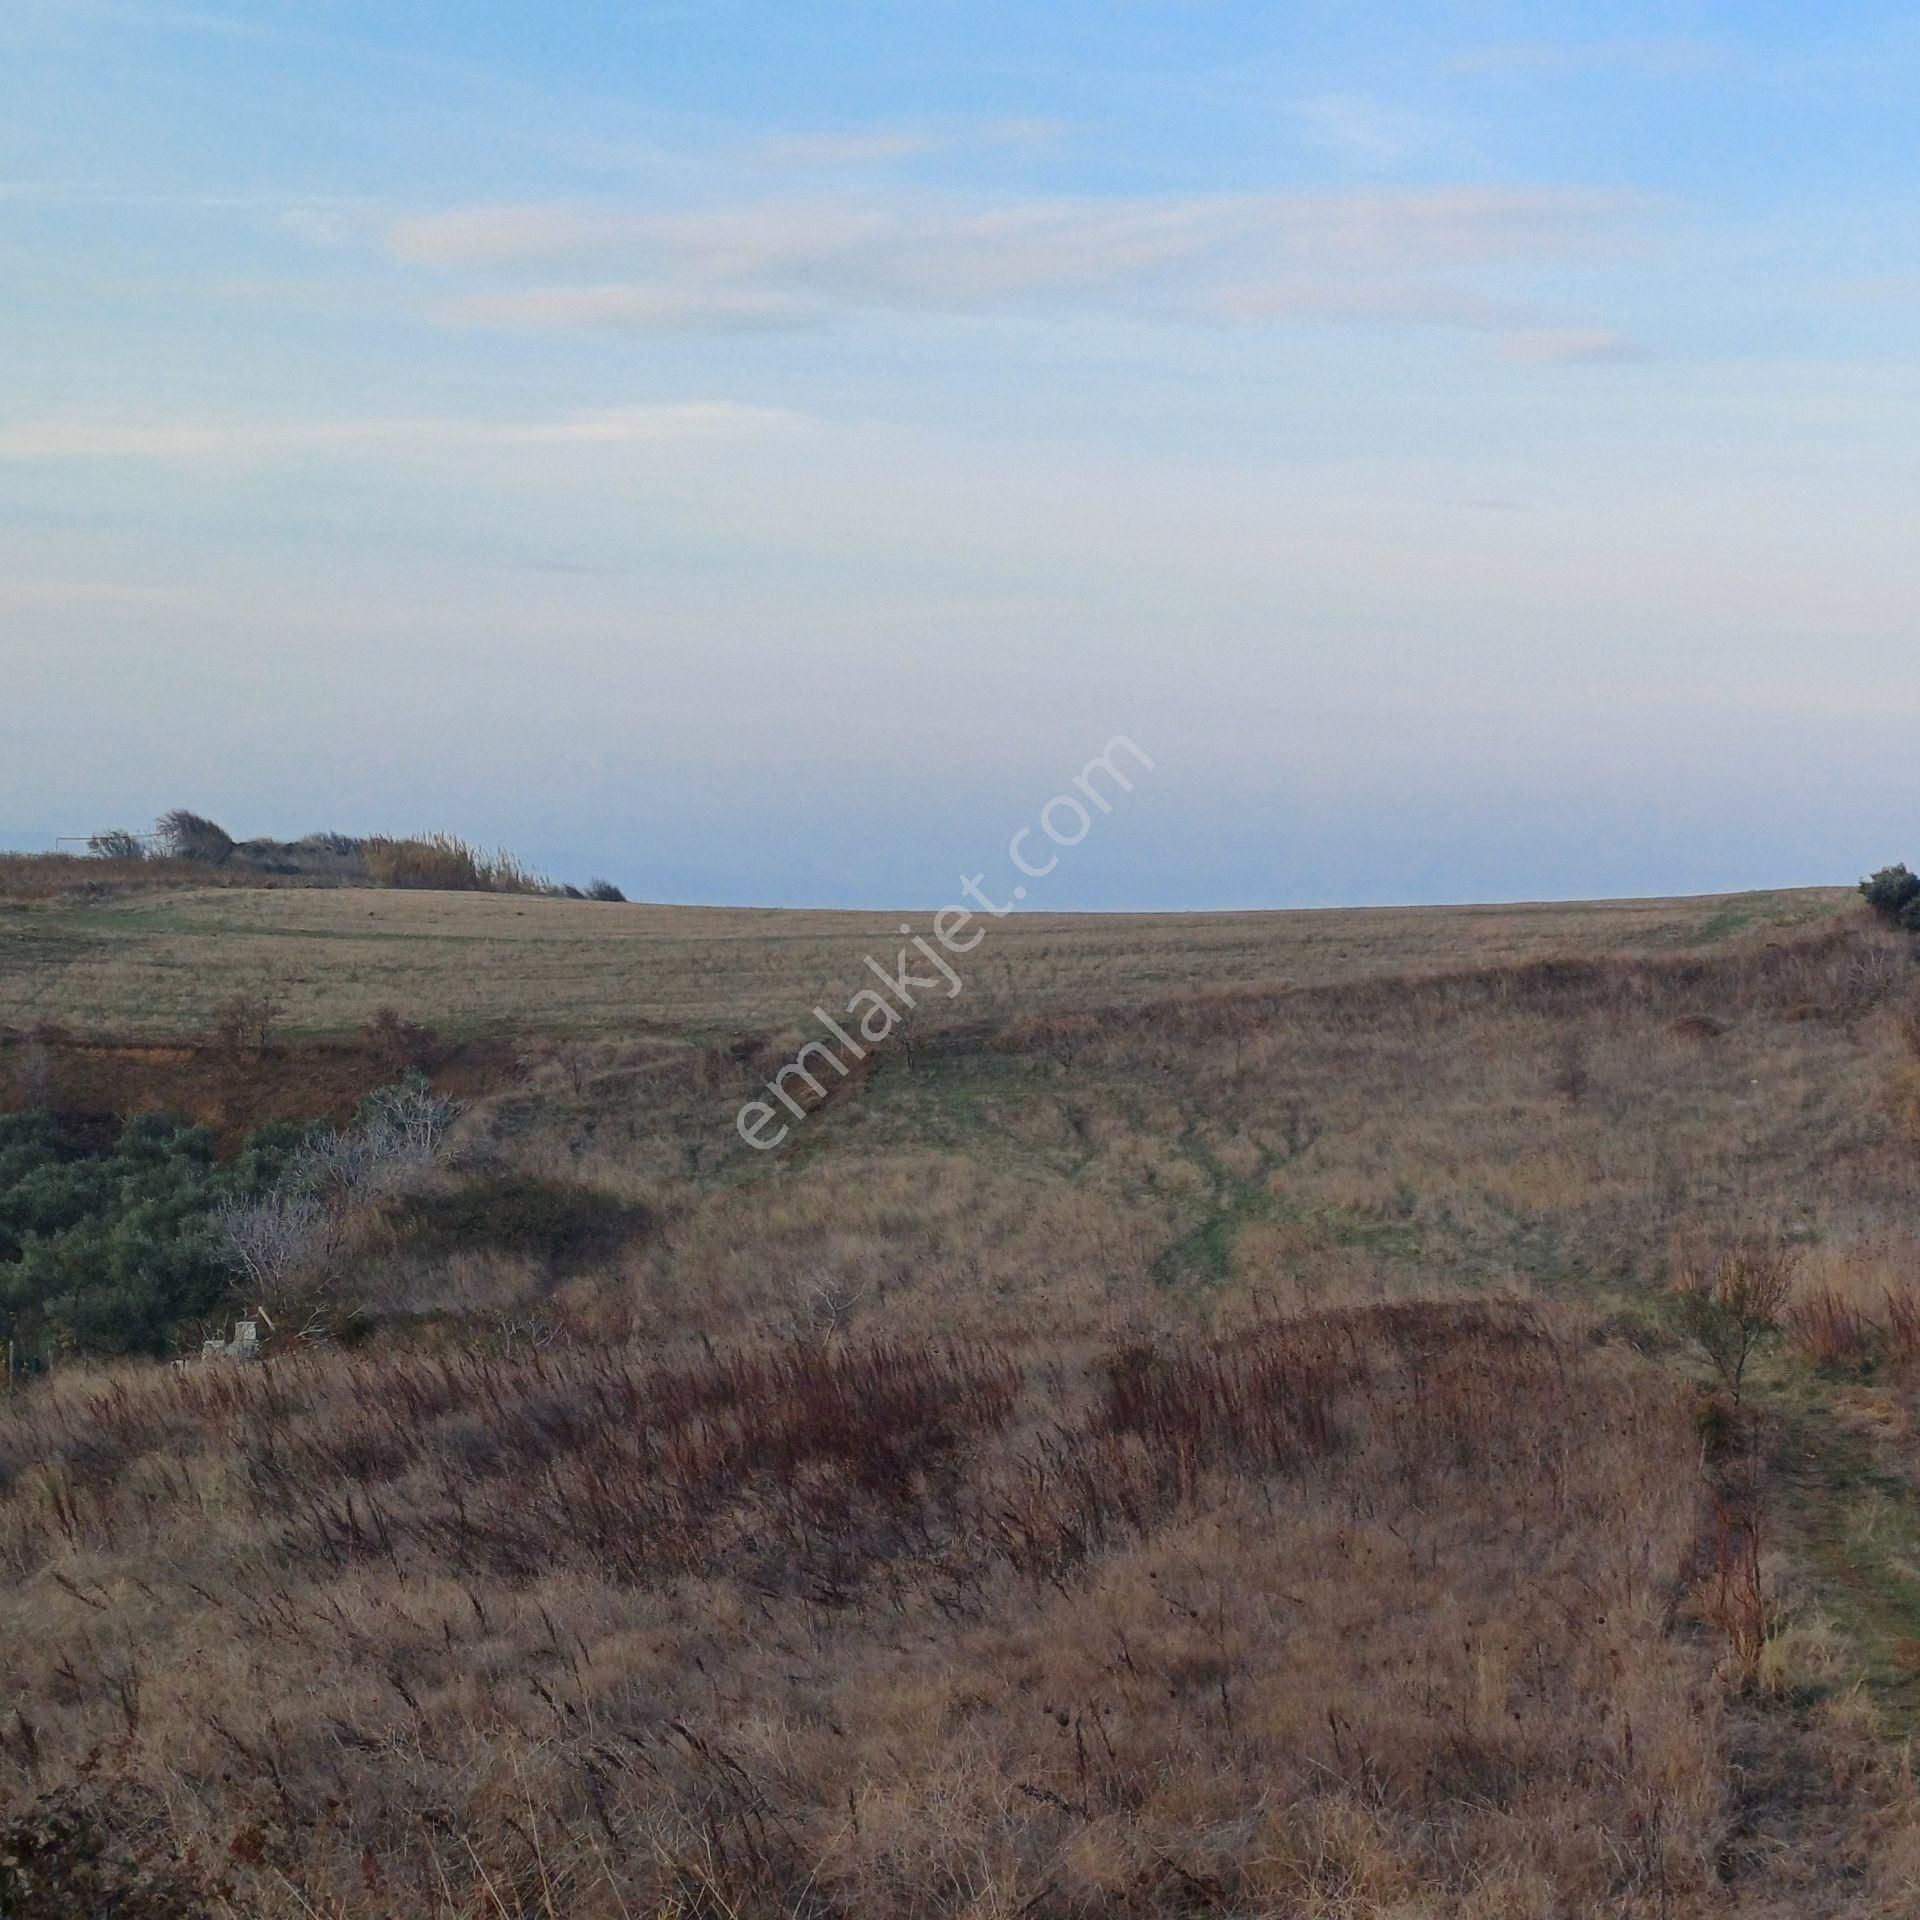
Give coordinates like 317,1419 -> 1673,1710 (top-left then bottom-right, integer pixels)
1785,1281 -> 1920,1378
0,852 -> 268,904
985,1300 -> 1570,1583
1693,1489 -> 1769,1688
1785,1287 -> 1878,1374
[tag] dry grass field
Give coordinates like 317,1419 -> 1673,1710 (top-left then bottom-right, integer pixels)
0,878 -> 1851,1039
5,877 -> 1920,1916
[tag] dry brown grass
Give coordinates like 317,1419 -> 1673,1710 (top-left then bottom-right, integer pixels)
2,1299 -> 1827,1917
1783,1238 -> 1920,1378
0,1022 -> 513,1147
0,852 -> 287,904
5,895 -> 1919,1914
488,918 -> 1911,1351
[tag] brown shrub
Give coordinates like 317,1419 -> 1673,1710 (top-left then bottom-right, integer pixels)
208,990 -> 281,1058
361,1005 -> 441,1076
0,852 -> 268,904
0,1785 -> 220,1918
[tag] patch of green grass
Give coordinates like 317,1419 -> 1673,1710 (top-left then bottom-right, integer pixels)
386,1173 -> 647,1273
1150,1168 -> 1428,1290
1776,1410 -> 1920,1718
1696,905 -> 1758,943
856,1049 -> 1058,1148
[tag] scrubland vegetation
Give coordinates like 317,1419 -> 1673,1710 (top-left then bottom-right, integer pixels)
3,877 -> 1920,1914
1,813 -> 625,906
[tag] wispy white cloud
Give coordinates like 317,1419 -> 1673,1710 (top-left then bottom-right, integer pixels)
386,201 -> 618,269
0,575 -> 210,616
1499,327 -> 1653,366
6,0 -> 275,41
0,403 -> 808,463
391,185 -> 1644,277
384,184 -> 1651,343
0,181 -> 366,216
979,117 -> 1071,149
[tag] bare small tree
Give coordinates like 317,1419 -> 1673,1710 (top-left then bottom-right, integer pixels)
212,1188 -> 331,1297
1551,1029 -> 1592,1107
362,1005 -> 437,1076
286,1081 -> 461,1205
551,1041 -> 595,1097
86,829 -> 146,861
18,1036 -> 53,1109
210,991 -> 281,1057
359,1078 -> 461,1171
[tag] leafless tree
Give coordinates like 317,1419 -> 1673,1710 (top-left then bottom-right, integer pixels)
215,1082 -> 463,1307
359,1079 -> 461,1171
210,991 -> 281,1057
786,1277 -> 869,1347
552,1042 -> 595,1097
212,1187 -> 331,1296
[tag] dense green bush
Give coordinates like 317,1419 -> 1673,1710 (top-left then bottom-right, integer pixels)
0,1112 -> 313,1359
1860,863 -> 1920,927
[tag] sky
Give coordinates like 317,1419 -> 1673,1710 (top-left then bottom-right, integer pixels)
2,0 -> 1917,908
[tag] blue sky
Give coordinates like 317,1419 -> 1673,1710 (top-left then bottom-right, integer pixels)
3,1 -> 1917,906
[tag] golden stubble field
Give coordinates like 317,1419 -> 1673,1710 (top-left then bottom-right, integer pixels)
0,879 -> 1852,1038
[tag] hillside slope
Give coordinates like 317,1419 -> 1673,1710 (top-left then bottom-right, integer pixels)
4,887 -> 1918,1918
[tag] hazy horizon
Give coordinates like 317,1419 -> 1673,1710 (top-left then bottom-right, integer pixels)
5,2 -> 1918,909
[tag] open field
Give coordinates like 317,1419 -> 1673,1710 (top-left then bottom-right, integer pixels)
5,881 -> 1920,1916
0,880 -> 1852,1039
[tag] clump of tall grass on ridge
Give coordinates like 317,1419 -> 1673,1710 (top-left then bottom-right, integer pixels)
360,832 -> 555,895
